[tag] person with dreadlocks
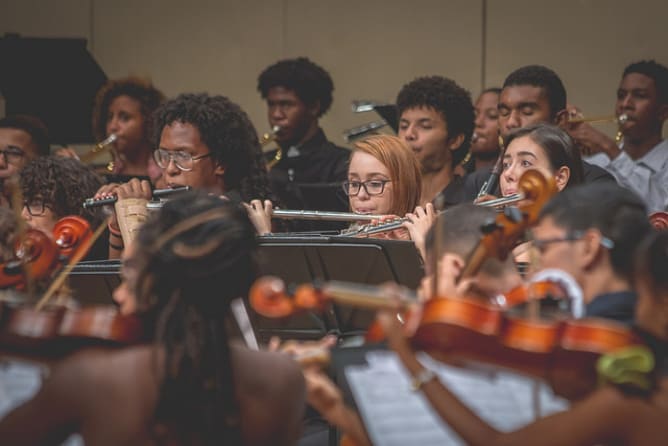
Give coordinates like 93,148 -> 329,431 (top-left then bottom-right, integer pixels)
0,192 -> 306,445
95,92 -> 275,256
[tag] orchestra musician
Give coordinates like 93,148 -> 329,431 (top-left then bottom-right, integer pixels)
380,227 -> 668,446
20,156 -> 108,260
90,76 -> 165,184
464,87 -> 502,175
477,123 -> 583,262
531,181 -> 653,324
0,115 -> 50,207
462,65 -> 616,202
95,93 -> 274,256
396,75 -> 475,207
257,57 -> 349,230
0,192 -> 306,446
566,60 -> 668,213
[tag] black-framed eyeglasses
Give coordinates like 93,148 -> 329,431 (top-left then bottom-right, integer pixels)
342,180 -> 392,197
532,230 -> 615,252
0,146 -> 26,165
23,199 -> 51,217
153,149 -> 212,172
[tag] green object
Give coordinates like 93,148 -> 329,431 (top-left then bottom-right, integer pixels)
597,346 -> 655,391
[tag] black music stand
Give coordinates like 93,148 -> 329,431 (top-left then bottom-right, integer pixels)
67,236 -> 424,342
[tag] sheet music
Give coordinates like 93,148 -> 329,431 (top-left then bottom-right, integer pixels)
345,351 -> 569,445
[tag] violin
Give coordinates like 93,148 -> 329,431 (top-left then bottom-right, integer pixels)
0,216 -> 93,289
460,169 -> 558,278
249,276 -> 641,401
0,217 -> 145,359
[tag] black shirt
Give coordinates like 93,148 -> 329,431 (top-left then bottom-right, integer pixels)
586,290 -> 636,325
267,128 -> 350,232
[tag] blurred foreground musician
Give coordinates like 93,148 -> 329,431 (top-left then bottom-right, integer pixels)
0,193 -> 306,445
381,228 -> 668,446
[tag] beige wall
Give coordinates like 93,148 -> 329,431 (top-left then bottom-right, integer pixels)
2,0 -> 667,143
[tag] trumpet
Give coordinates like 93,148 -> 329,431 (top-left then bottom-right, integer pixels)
342,121 -> 388,143
79,134 -> 117,164
262,125 -> 282,169
567,113 -> 628,125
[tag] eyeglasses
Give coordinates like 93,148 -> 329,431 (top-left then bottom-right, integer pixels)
532,230 -> 615,252
342,180 -> 392,197
23,199 -> 51,217
153,149 -> 212,172
0,146 -> 26,165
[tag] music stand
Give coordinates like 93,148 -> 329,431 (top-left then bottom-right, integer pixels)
68,237 -> 424,342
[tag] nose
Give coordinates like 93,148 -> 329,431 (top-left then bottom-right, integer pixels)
619,93 -> 633,110
504,110 -> 521,130
356,184 -> 371,200
164,156 -> 181,176
474,112 -> 484,129
269,105 -> 285,122
502,161 -> 519,189
107,116 -> 120,135
20,206 -> 31,221
400,124 -> 417,142
0,153 -> 7,168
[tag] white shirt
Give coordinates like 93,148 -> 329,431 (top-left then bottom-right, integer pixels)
587,139 -> 668,213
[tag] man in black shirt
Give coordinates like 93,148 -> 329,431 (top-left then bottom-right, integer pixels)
257,57 -> 349,231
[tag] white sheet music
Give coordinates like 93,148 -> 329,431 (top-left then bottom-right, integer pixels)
345,351 -> 569,445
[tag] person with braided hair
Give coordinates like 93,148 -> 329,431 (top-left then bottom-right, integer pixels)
0,192 -> 306,445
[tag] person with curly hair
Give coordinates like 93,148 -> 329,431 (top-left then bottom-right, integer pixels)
95,93 -> 274,256
91,76 -> 165,184
257,57 -> 349,229
20,156 -> 107,259
0,193 -> 306,445
396,75 -> 475,207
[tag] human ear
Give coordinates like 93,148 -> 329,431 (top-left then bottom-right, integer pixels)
554,166 -> 570,191
447,133 -> 466,152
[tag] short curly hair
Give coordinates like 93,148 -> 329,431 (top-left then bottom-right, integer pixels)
396,76 -> 475,166
0,114 -> 50,156
623,60 -> 668,105
20,156 -> 105,226
153,93 -> 273,202
503,65 -> 566,119
257,57 -> 334,117
92,76 -> 165,142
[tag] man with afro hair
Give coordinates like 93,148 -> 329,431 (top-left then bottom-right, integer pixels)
257,57 -> 349,227
396,75 -> 475,206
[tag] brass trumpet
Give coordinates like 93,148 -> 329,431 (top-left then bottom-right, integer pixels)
567,113 -> 628,125
79,134 -> 117,164
262,125 -> 282,169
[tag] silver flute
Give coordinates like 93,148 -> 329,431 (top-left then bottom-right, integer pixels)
341,193 -> 525,237
272,209 -> 384,222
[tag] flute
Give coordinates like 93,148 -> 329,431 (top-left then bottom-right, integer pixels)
82,186 -> 192,209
